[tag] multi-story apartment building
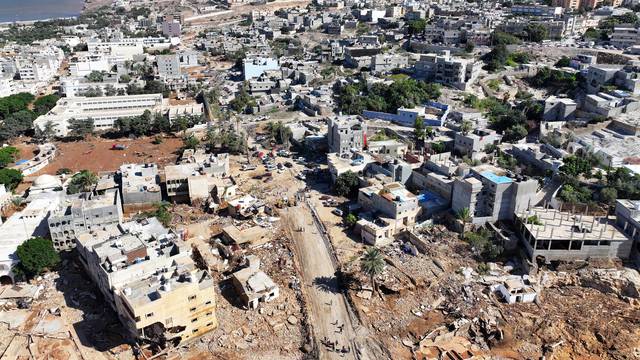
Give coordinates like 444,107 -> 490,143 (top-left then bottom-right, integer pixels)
33,94 -> 164,136
165,151 -> 230,201
162,20 -> 182,37
157,54 -> 182,78
118,163 -> 162,206
453,129 -> 501,158
47,189 -> 123,251
75,218 -> 217,345
12,46 -> 64,82
452,165 -> 538,225
357,182 -> 420,245
327,116 -> 367,154
610,25 -> 640,49
414,51 -> 481,91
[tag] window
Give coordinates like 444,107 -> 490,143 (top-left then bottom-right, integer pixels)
145,312 -> 154,318
191,318 -> 198,323
188,295 -> 197,301
190,307 -> 196,312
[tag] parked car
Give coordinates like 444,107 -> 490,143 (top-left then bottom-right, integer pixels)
332,209 -> 344,216
242,164 -> 257,171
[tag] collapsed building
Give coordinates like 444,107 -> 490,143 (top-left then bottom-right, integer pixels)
75,218 -> 217,345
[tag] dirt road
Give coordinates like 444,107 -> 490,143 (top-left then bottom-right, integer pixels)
284,201 -> 386,360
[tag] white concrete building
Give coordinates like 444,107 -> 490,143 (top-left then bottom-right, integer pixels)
33,94 -> 164,136
0,176 -> 65,283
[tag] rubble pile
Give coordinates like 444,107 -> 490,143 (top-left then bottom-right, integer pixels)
343,228 -> 640,359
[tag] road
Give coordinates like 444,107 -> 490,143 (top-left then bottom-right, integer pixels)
283,201 -> 384,360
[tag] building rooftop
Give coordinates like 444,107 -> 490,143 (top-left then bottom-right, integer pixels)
519,207 -> 628,242
480,171 -> 513,185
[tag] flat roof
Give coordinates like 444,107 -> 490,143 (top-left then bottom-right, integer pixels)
520,207 -> 628,242
480,171 -> 513,184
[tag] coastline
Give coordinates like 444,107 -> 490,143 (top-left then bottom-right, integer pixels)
0,0 -> 111,27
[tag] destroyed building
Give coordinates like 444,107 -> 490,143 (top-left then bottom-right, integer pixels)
75,218 -> 217,345
230,255 -> 279,309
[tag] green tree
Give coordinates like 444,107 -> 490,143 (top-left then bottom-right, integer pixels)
33,94 -> 59,115
461,120 -> 473,135
414,116 -> 426,141
67,118 -> 95,138
430,141 -> 446,154
555,56 -> 572,68
407,19 -> 427,37
86,71 -> 104,82
344,213 -> 358,227
524,23 -> 548,42
119,74 -> 131,83
456,207 -> 472,239
182,135 -> 200,150
33,121 -> 58,143
67,170 -> 98,194
334,171 -> 360,198
15,237 -> 60,278
0,146 -> 19,168
266,121 -> 293,147
0,110 -> 36,141
361,247 -> 385,295
0,168 -> 23,190
464,42 -> 475,53
503,124 -> 528,142
600,187 -> 618,204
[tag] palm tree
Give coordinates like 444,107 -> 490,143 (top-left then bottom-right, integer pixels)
361,247 -> 385,296
456,207 -> 472,239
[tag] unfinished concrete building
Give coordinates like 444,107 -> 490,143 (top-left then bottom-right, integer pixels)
118,163 -> 162,206
75,218 -> 217,345
452,165 -> 538,225
47,189 -> 123,251
516,207 -> 633,261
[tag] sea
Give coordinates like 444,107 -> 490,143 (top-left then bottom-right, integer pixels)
0,0 -> 85,23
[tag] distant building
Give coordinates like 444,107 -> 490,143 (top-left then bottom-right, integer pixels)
414,50 -> 481,91
165,151 -> 230,201
453,129 -> 501,158
610,25 -> 640,49
327,116 -> 367,154
363,101 -> 449,127
162,20 -> 182,37
157,54 -> 181,78
75,218 -> 217,344
243,57 -> 279,80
